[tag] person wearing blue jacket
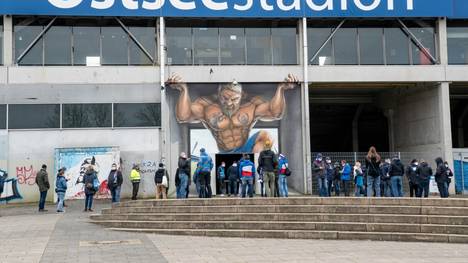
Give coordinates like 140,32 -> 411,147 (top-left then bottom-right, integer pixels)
239,154 -> 255,198
55,167 -> 67,213
278,154 -> 290,198
340,160 -> 352,196
197,148 -> 213,198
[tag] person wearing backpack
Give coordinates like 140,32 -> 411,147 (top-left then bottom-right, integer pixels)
435,157 -> 449,198
55,167 -> 67,213
155,163 -> 169,199
258,141 -> 277,198
406,159 -> 420,198
278,154 -> 290,198
197,148 -> 213,198
83,166 -> 98,212
380,159 -> 392,197
177,152 -> 190,199
365,147 -> 381,197
389,155 -> 405,197
416,159 -> 432,198
107,163 -> 123,203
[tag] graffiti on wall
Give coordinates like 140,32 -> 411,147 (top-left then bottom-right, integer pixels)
16,165 -> 37,185
0,169 -> 23,202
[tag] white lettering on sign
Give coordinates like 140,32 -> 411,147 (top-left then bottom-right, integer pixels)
169,0 -> 196,10
354,0 -> 380,11
48,0 -> 83,8
142,0 -> 165,10
387,0 -> 394,10
341,0 -> 348,10
260,0 -> 274,11
277,0 -> 300,11
202,0 -> 228,10
407,0 -> 413,10
234,0 -> 253,11
122,0 -> 138,9
306,0 -> 333,11
91,0 -> 115,9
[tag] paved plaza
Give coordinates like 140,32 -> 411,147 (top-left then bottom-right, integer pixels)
1,200 -> 468,263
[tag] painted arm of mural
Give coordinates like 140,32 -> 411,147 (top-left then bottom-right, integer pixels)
167,74 -> 205,123
254,74 -> 299,121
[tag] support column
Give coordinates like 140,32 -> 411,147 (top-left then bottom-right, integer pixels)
3,15 -> 13,66
437,18 -> 448,65
439,82 -> 454,194
159,17 -> 170,165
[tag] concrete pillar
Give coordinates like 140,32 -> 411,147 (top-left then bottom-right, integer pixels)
438,82 -> 455,194
437,18 -> 448,65
3,15 -> 13,66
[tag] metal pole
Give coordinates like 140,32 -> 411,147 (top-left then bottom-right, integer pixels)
16,17 -> 57,64
115,17 -> 155,63
397,19 -> 438,65
310,20 -> 346,63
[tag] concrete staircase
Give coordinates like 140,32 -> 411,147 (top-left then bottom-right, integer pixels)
90,197 -> 468,243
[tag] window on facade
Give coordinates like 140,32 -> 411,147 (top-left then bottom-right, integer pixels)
101,27 -> 128,65
15,25 -> 44,65
359,28 -> 384,65
272,28 -> 297,65
0,105 -> 5,129
45,26 -> 72,65
410,27 -> 435,65
246,28 -> 272,65
9,104 -> 60,129
166,27 -> 192,65
448,27 -> 468,64
220,28 -> 245,65
193,28 -> 219,65
334,28 -> 358,65
73,27 -> 100,65
308,28 -> 333,65
129,27 -> 156,65
114,103 -> 161,127
385,28 -> 410,65
62,104 -> 112,128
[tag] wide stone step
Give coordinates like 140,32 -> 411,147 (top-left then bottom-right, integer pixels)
90,220 -> 468,235
102,205 -> 468,216
105,228 -> 468,243
90,213 -> 468,225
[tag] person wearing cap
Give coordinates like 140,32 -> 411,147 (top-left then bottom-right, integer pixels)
239,154 -> 255,198
55,167 -> 67,213
258,140 -> 278,197
35,164 -> 50,212
177,152 -> 190,199
196,148 -> 213,198
313,153 -> 327,197
130,164 -> 141,200
155,163 -> 169,199
107,163 -> 123,203
278,153 -> 290,198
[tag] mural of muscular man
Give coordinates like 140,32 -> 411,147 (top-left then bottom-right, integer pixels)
167,74 -> 298,153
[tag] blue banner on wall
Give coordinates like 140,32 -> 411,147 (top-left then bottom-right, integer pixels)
0,0 -> 465,18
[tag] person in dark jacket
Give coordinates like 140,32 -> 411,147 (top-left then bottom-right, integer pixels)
313,153 -> 327,197
332,162 -> 341,196
365,146 -> 381,197
35,164 -> 50,212
406,159 -> 419,198
416,160 -> 432,198
227,161 -> 240,197
389,156 -> 405,197
258,141 -> 277,198
107,163 -> 123,203
155,163 -> 169,199
435,157 -> 449,198
380,159 -> 392,197
444,161 -> 454,197
177,152 -> 190,199
325,157 -> 334,197
55,167 -> 67,213
83,166 -> 98,212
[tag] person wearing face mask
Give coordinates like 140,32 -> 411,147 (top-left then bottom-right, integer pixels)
416,159 -> 432,198
406,159 -> 420,198
325,157 -> 334,197
313,153 -> 327,197
107,163 -> 123,203
217,162 -> 226,197
227,161 -> 240,197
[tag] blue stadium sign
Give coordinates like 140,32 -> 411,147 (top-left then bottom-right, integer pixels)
0,0 -> 466,18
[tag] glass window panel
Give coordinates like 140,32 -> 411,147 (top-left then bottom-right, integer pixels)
9,104 -> 60,129
308,28 -> 333,65
73,27 -> 100,66
410,27 -> 435,65
15,25 -> 43,65
448,27 -> 468,65
101,27 -> 128,65
166,27 -> 192,65
220,28 -> 245,65
272,27 -> 297,65
63,104 -> 112,128
334,28 -> 358,65
385,28 -> 410,65
114,103 -> 161,127
193,28 -> 219,65
129,27 -> 156,65
246,28 -> 271,65
0,105 -> 5,129
359,28 -> 384,65
44,26 -> 72,65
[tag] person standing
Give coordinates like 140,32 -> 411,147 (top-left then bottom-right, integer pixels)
83,166 -> 98,212
197,148 -> 213,198
217,162 -> 226,196
406,159 -> 420,198
130,164 -> 141,200
35,164 -> 50,212
313,153 -> 327,197
239,154 -> 255,198
354,162 -> 364,197
55,167 -> 67,213
177,152 -> 190,199
445,161 -> 454,196
107,163 -> 123,203
435,157 -> 449,198
227,161 -> 240,197
332,162 -> 341,196
325,157 -> 334,197
258,141 -> 277,198
365,147 -> 381,197
389,155 -> 405,197
416,160 -> 432,198
380,159 -> 392,197
340,160 -> 352,197
278,154 -> 290,198
154,163 -> 169,199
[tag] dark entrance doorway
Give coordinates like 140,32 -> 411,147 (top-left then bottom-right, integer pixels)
215,153 -> 254,196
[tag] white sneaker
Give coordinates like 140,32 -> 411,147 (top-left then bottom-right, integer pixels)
220,194 -> 225,197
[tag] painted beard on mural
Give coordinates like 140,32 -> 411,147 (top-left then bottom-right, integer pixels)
167,74 -> 298,153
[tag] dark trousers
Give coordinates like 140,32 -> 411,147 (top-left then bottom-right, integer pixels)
38,191 -> 47,210
199,171 -> 212,198
327,178 -> 333,197
437,182 -> 449,198
342,180 -> 351,197
416,179 -> 430,198
409,181 -> 419,197
132,181 -> 140,200
85,193 -> 94,210
229,179 -> 237,196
